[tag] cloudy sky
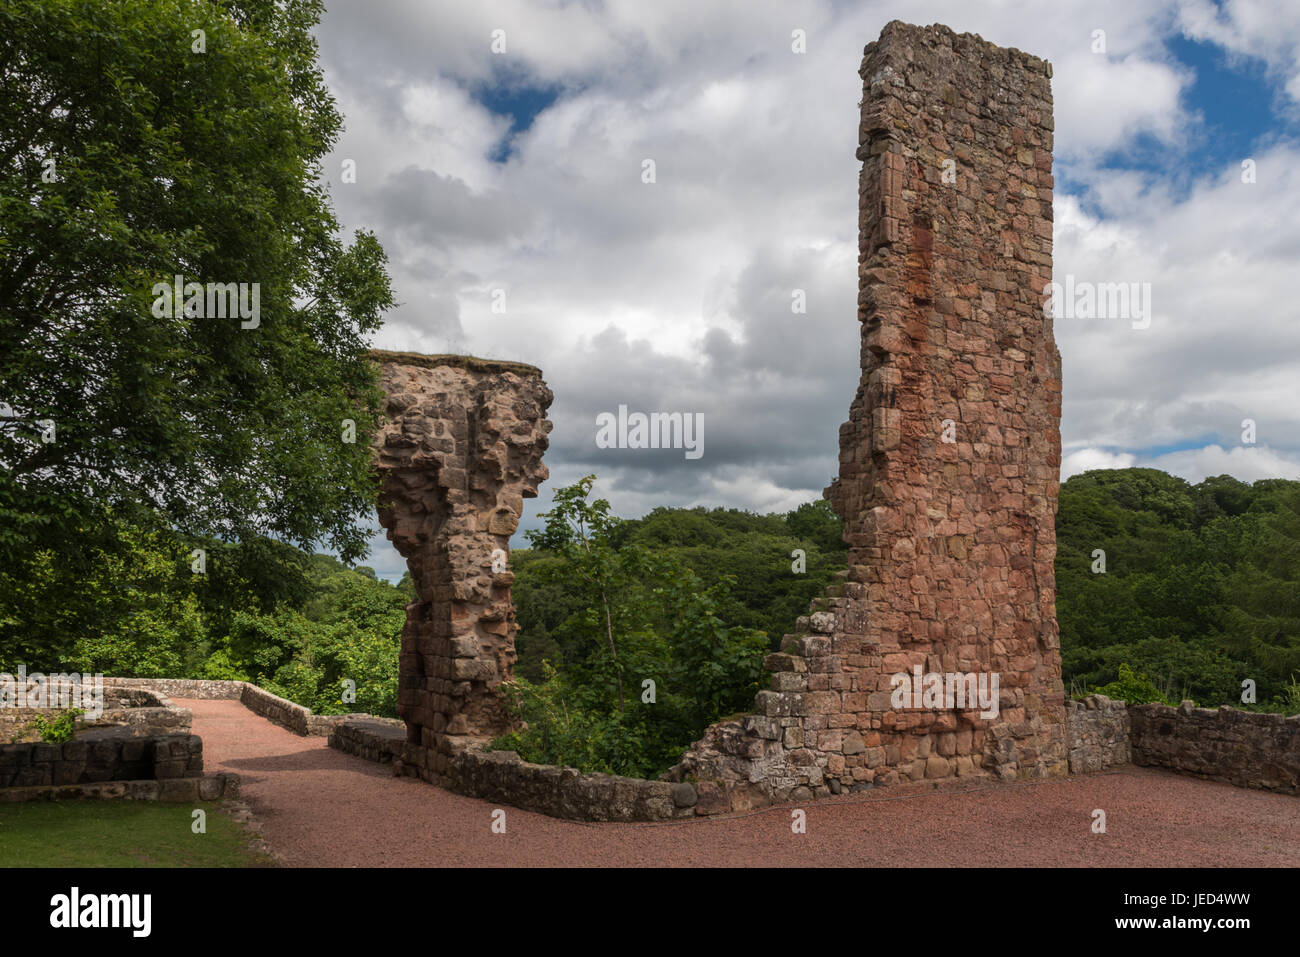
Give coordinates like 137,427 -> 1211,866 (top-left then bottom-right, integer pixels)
307,0 -> 1300,579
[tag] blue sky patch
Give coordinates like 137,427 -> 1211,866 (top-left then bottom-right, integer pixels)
471,79 -> 563,162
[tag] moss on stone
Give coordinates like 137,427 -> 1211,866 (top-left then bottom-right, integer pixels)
367,349 -> 541,378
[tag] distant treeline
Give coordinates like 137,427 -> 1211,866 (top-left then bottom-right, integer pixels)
512,468 -> 1300,711
3,469 -> 1296,731
511,497 -> 848,683
1056,468 -> 1299,708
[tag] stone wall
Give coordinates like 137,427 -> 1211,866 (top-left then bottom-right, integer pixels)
104,677 -> 243,700
666,21 -> 1065,813
329,715 -> 699,821
1064,695 -> 1130,773
2,683 -> 190,741
449,750 -> 698,822
0,774 -> 239,804
329,715 -> 406,764
369,351 -> 553,784
239,682 -> 345,736
99,677 -> 343,737
0,730 -> 202,788
1131,702 -> 1299,795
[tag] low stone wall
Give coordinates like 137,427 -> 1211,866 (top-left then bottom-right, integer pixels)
449,750 -> 698,822
2,705 -> 190,741
0,730 -> 202,788
102,677 -> 347,737
329,716 -> 406,763
238,682 -> 345,737
104,677 -> 244,700
0,772 -> 239,804
1130,702 -> 1299,795
94,704 -> 191,736
1,683 -> 188,740
1064,695 -> 1131,773
328,715 -> 700,821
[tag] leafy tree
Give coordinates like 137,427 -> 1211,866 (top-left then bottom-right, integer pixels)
0,503 -> 205,674
1219,485 -> 1300,692
497,476 -> 768,776
208,552 -> 406,715
523,475 -> 650,712
785,498 -> 847,553
1057,469 -> 1300,708
0,0 -> 393,666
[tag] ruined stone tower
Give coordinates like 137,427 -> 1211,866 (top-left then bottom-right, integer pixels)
667,21 -> 1067,812
370,351 -> 553,783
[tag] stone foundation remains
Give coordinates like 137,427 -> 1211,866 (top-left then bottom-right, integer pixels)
1,683 -> 190,741
0,678 -> 241,803
370,351 -> 553,784
0,730 -> 203,789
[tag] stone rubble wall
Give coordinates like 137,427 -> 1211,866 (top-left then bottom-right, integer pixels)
369,351 -> 553,785
665,21 -> 1066,814
1130,702 -> 1299,795
448,749 -> 698,822
239,682 -> 346,737
0,773 -> 239,804
1064,695 -> 1130,773
103,677 -> 244,701
2,682 -> 191,741
328,715 -> 700,821
98,677 -> 343,737
0,730 -> 202,788
329,715 -> 406,764
2,704 -> 190,740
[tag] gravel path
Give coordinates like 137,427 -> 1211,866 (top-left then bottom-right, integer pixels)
184,698 -> 1299,867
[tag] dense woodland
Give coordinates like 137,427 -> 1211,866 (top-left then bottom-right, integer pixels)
2,467 -> 1297,775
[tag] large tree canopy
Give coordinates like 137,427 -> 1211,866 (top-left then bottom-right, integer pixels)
0,0 -> 393,665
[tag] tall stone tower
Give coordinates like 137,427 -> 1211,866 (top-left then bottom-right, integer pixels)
668,21 -> 1067,812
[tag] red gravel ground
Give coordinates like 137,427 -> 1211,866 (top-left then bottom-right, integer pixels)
184,698 -> 1299,867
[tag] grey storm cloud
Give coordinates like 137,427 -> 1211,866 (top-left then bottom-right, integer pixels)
374,167 -> 534,249
307,0 -> 1300,566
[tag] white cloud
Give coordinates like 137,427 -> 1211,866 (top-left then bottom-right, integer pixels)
1142,444 -> 1300,484
307,0 -> 1300,552
1062,448 -> 1138,478
1178,0 -> 1300,106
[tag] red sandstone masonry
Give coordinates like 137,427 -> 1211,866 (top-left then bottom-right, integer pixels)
665,21 -> 1066,812
369,351 -> 553,784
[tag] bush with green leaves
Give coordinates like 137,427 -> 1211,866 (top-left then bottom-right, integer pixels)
26,707 -> 85,743
1084,663 -> 1175,706
492,476 -> 768,777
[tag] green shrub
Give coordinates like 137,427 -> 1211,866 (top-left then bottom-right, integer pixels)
489,476 -> 767,777
1087,663 -> 1175,706
26,707 -> 85,743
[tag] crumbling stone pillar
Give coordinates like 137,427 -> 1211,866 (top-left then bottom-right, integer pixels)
667,21 -> 1067,812
370,351 -> 553,783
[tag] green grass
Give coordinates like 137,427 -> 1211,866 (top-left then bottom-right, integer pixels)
0,801 -> 275,867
